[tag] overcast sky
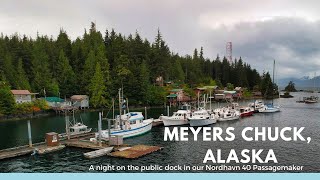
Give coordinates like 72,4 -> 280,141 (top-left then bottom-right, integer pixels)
1,0 -> 320,78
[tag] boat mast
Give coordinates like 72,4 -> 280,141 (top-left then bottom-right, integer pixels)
118,88 -> 122,130
272,60 -> 275,105
209,90 -> 212,111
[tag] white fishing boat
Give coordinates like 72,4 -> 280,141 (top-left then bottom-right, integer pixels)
248,100 -> 265,112
188,108 -> 218,126
95,88 -> 153,139
258,104 -> 280,113
162,103 -> 191,126
216,108 -> 240,121
162,110 -> 190,126
59,111 -> 92,138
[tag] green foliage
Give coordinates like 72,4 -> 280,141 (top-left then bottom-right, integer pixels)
148,85 -> 166,105
183,85 -> 196,98
226,83 -> 234,91
0,22 -> 263,110
89,62 -> 108,108
260,72 -> 274,98
0,82 -> 16,115
243,88 -> 252,98
16,58 -> 31,90
33,99 -> 49,110
285,81 -> 297,92
56,50 -> 76,97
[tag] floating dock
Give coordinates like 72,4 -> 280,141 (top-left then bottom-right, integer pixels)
83,147 -> 114,159
63,139 -> 109,150
0,143 -> 65,160
0,145 -> 34,160
110,145 -> 162,159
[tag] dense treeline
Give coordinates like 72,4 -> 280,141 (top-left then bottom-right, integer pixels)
0,22 -> 271,108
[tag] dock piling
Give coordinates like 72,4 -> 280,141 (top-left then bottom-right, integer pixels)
27,120 -> 32,147
98,112 -> 102,147
65,114 -> 70,140
145,107 -> 147,120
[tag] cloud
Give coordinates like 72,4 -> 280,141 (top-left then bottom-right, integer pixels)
203,17 -> 320,78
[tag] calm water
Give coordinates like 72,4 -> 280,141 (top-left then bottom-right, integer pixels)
0,92 -> 319,173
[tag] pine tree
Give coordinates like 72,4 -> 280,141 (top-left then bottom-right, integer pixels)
0,81 -> 16,115
31,38 -> 58,95
83,50 -> 97,91
16,58 -> 31,90
2,54 -> 16,88
89,62 -> 108,108
56,50 -> 76,96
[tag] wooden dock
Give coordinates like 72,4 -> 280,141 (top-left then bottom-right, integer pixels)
0,146 -> 34,160
63,139 -> 109,150
110,145 -> 162,159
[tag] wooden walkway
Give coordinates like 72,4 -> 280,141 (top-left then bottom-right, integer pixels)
63,139 -> 109,150
0,132 -> 94,160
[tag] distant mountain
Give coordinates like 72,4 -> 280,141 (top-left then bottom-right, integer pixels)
278,76 -> 320,89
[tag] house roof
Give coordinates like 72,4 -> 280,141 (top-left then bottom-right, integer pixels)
224,90 -> 237,94
44,97 -> 64,102
71,95 -> 88,101
167,94 -> 178,98
170,89 -> 183,92
11,90 -> 31,95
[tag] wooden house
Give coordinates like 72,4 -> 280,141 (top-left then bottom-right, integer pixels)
71,95 -> 89,109
11,90 -> 37,104
166,89 -> 191,106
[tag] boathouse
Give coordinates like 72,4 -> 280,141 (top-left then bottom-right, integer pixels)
11,90 -> 37,104
71,95 -> 89,109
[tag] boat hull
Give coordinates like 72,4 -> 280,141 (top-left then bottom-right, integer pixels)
98,119 -> 153,139
189,118 -> 216,126
240,111 -> 254,117
162,119 -> 189,126
259,107 -> 280,113
218,116 -> 240,121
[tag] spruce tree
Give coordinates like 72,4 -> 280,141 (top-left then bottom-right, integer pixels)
16,58 -> 31,90
0,81 -> 16,116
89,62 -> 108,108
56,50 -> 76,96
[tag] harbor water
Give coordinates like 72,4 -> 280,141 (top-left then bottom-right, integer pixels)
0,92 -> 319,172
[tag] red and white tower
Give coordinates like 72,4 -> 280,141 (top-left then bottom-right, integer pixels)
226,42 -> 232,63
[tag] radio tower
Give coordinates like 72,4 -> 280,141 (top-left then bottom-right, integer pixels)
226,42 -> 232,63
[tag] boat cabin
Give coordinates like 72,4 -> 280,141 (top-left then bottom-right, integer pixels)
70,123 -> 90,134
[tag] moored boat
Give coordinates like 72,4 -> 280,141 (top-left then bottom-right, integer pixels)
162,110 -> 190,126
239,107 -> 254,117
216,108 -> 240,121
188,108 -> 218,126
59,111 -> 92,138
258,104 -> 280,113
95,88 -> 153,139
248,100 -> 265,112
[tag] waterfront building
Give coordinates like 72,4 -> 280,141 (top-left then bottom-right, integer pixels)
70,95 -> 89,109
11,90 -> 37,104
